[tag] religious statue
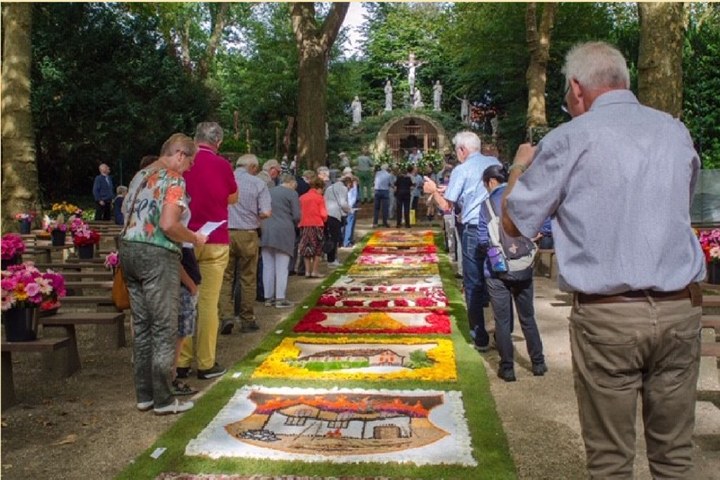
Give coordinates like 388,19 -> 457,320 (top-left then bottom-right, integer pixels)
401,52 -> 424,95
351,96 -> 362,125
412,88 -> 424,110
384,80 -> 393,111
433,81 -> 443,111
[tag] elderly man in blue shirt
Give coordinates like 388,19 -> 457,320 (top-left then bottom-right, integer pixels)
92,163 -> 114,221
502,41 -> 705,479
424,131 -> 500,351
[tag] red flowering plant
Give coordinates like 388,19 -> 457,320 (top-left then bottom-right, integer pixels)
14,212 -> 35,222
1,263 -> 66,312
72,223 -> 101,247
1,234 -> 26,260
697,228 -> 720,263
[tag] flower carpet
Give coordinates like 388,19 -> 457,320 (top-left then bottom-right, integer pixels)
121,228 -> 513,479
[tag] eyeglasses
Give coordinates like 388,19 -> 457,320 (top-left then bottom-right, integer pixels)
561,82 -> 571,116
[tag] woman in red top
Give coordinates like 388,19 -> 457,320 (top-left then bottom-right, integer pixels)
298,177 -> 328,277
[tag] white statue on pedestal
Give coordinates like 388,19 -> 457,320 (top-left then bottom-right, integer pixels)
384,80 -> 393,111
433,81 -> 442,111
412,88 -> 424,110
351,96 -> 362,125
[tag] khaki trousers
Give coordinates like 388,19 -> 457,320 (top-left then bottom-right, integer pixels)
569,296 -> 701,479
220,230 -> 259,325
179,244 -> 229,371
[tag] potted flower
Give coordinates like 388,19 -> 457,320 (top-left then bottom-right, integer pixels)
44,214 -> 71,246
698,228 -> 720,284
72,223 -> 101,259
1,263 -> 66,341
14,212 -> 35,234
1,234 -> 26,269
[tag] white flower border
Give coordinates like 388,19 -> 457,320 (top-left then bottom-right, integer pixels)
185,386 -> 476,466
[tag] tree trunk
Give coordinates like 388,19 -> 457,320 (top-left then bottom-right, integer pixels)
525,2 -> 557,129
292,2 -> 348,170
638,2 -> 685,118
2,3 -> 40,233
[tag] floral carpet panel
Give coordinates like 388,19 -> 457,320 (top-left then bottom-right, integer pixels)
346,262 -> 439,277
361,245 -> 437,255
365,230 -> 435,247
252,336 -> 457,381
316,286 -> 448,308
185,386 -> 476,466
292,307 -> 451,335
355,253 -> 438,266
331,274 -> 443,290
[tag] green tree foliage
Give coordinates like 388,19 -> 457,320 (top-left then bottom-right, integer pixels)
684,4 -> 720,169
31,3 -> 213,200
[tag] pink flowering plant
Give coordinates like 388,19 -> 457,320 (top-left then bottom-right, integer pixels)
1,263 -> 66,311
104,251 -> 119,269
697,228 -> 720,263
1,234 -> 26,260
14,212 -> 35,222
72,223 -> 101,247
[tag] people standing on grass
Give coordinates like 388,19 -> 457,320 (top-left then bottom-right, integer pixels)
424,131 -> 500,351
120,133 -> 206,415
178,122 -> 238,382
298,177 -> 328,278
260,174 -> 300,308
480,164 -> 546,383
502,41 -> 705,479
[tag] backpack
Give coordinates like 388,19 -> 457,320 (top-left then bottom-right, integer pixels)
484,198 -> 537,280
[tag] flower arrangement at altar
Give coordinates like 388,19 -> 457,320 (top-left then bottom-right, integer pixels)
698,228 -> 720,263
72,223 -> 101,247
50,201 -> 83,218
1,263 -> 66,312
251,336 -> 457,382
1,234 -> 26,260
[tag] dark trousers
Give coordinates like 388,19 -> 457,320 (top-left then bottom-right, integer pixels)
325,217 -> 342,263
95,201 -> 111,221
396,194 -> 411,227
372,190 -> 390,226
462,226 -> 489,347
486,276 -> 544,370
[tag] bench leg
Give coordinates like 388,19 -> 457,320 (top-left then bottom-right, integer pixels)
2,351 -> 17,410
42,325 -> 81,378
95,317 -> 126,349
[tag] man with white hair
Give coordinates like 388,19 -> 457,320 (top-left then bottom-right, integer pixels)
424,131 -> 500,351
257,159 -> 281,189
502,41 -> 704,479
92,163 -> 114,221
372,163 -> 393,228
220,154 -> 272,335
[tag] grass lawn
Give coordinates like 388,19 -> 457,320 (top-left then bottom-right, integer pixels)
116,233 -> 516,480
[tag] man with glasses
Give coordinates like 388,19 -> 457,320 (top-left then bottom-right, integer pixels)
502,41 -> 705,478
424,131 -> 500,351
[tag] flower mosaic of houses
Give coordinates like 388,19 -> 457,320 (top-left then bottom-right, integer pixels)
297,348 -> 405,367
262,403 -> 413,440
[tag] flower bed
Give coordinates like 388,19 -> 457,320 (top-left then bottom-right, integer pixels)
293,307 -> 451,335
366,230 -> 435,247
355,253 -> 438,266
347,262 -> 439,277
362,245 -> 437,255
317,286 -> 447,308
252,336 -> 456,381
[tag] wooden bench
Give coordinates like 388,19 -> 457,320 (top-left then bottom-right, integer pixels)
2,337 -> 73,410
40,311 -> 127,366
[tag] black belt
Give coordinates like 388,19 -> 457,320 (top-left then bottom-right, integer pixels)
576,283 -> 701,306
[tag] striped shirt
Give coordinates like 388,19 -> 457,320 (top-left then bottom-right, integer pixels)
228,167 -> 271,230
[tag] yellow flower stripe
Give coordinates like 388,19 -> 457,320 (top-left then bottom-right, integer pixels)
252,336 -> 457,382
366,230 -> 435,247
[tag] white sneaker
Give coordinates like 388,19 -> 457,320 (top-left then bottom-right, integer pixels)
328,261 -> 341,268
136,400 -> 154,412
154,399 -> 194,415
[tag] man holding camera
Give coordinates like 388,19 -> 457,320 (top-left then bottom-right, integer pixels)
502,41 -> 705,479
424,131 -> 499,351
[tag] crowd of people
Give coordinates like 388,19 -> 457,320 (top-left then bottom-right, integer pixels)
113,40 -> 706,479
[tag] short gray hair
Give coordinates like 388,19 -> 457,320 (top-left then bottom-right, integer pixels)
236,154 -> 259,168
316,166 -> 330,176
194,122 -> 224,146
263,159 -> 280,171
452,131 -> 481,153
562,41 -> 630,92
280,173 -> 296,185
